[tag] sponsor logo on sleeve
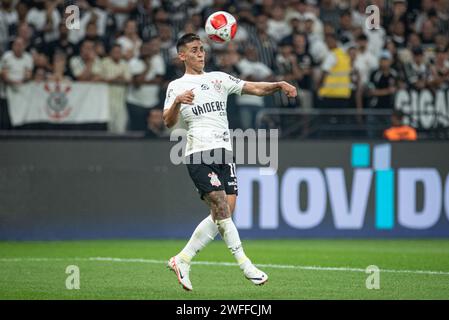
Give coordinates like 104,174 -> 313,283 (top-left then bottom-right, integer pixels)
229,75 -> 241,84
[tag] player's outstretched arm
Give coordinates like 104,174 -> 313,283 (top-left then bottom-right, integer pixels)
163,89 -> 195,128
242,81 -> 297,98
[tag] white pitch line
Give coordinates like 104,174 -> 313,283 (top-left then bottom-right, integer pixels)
1,257 -> 449,276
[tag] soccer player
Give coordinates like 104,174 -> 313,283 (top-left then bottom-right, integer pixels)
163,33 -> 297,291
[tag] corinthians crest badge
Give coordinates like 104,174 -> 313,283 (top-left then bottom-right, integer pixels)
211,79 -> 223,94
44,82 -> 72,120
208,172 -> 221,187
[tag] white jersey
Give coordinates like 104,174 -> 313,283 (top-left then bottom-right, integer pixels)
164,71 -> 245,156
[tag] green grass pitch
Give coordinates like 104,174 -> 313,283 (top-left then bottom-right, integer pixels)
1,239 -> 448,300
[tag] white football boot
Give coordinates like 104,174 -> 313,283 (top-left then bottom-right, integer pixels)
244,264 -> 269,285
167,256 -> 193,291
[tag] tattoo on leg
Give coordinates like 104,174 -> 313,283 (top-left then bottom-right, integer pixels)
204,191 -> 230,221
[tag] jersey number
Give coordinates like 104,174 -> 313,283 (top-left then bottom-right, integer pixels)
228,163 -> 236,178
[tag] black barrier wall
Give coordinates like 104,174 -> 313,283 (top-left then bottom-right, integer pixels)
0,139 -> 448,240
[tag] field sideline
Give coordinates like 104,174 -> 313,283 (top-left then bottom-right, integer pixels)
1,239 -> 448,300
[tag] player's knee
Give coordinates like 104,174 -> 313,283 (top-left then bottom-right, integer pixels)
215,199 -> 230,220
215,199 -> 231,219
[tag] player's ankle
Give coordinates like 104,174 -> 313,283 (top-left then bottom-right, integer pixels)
240,258 -> 252,271
178,252 -> 192,264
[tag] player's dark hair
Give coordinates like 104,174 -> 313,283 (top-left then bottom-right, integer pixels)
176,33 -> 201,52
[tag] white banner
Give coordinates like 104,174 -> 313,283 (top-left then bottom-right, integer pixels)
6,81 -> 109,126
395,89 -> 449,129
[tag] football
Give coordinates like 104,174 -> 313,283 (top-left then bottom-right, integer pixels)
205,11 -> 238,43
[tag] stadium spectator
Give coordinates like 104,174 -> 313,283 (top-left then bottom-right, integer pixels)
434,1 -> 449,34
69,39 -> 103,81
274,42 -> 301,108
83,21 -> 106,47
0,37 -> 33,86
126,39 -> 165,131
1,0 -> 28,55
15,1 -> 29,25
0,0 -> 16,56
33,66 -> 47,82
42,22 -> 77,63
26,0 -> 61,43
383,110 -> 417,141
216,51 -> 241,79
267,5 -> 291,43
337,10 -> 355,49
317,32 -> 352,108
302,13 -> 327,65
77,20 -> 107,60
47,51 -> 70,82
367,50 -> 398,110
152,7 -> 172,33
33,52 -> 51,80
390,20 -> 407,49
132,0 -> 158,41
236,46 -> 274,129
292,33 -> 313,109
429,48 -> 449,90
236,2 -> 257,31
425,9 -> 441,33
407,32 -> 422,55
224,41 -> 240,67
434,33 -> 449,52
145,108 -> 168,138
420,19 -> 437,51
319,0 -> 341,27
247,14 -> 277,70
0,37 -> 33,129
385,38 -> 406,88
403,46 -> 431,90
14,22 -> 37,54
385,0 -> 415,35
288,16 -> 303,36
116,19 -> 142,60
347,45 -> 363,112
354,34 -> 379,86
82,0 -> 110,38
101,44 -> 131,133
108,0 -> 138,31
94,40 -> 107,59
285,0 -> 307,22
157,23 -> 176,67
415,0 -> 436,33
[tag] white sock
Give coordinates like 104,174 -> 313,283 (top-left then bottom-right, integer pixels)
178,215 -> 218,264
216,217 -> 252,271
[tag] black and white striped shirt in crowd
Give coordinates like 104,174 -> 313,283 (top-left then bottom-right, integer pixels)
244,24 -> 278,70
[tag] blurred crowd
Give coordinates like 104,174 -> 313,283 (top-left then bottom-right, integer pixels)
1,0 -> 449,135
